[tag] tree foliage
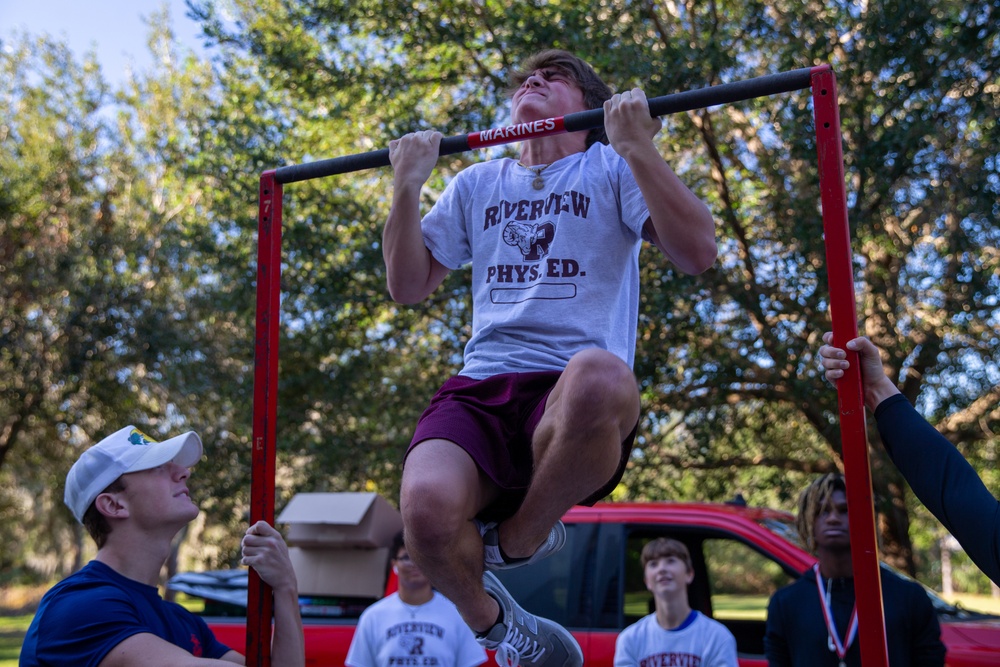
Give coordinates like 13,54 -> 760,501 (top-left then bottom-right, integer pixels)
1,0 -> 997,588
187,0 -> 999,575
0,22 -> 246,578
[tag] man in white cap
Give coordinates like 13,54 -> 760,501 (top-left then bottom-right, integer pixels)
19,425 -> 305,666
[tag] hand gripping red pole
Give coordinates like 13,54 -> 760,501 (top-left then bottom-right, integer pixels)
812,65 -> 889,667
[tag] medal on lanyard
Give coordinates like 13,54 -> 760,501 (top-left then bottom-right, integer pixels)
814,563 -> 858,667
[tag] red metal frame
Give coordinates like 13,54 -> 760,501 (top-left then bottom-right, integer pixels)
248,170 -> 283,666
247,67 -> 889,667
812,66 -> 889,666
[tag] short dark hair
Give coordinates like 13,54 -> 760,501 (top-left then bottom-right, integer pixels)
797,473 -> 847,553
641,537 -> 693,573
390,529 -> 405,559
82,476 -> 127,548
507,50 -> 614,147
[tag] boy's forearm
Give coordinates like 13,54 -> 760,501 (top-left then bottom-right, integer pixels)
270,585 -> 305,667
383,184 -> 435,303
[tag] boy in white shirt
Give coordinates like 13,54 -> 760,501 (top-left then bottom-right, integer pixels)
614,537 -> 737,667
346,531 -> 486,667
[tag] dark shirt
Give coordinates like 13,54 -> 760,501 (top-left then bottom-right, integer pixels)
876,393 -> 1000,585
20,560 -> 230,667
764,566 -> 945,667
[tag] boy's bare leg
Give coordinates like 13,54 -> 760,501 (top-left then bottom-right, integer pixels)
499,348 -> 640,558
400,439 -> 501,632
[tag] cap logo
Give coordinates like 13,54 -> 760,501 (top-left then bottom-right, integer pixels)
128,428 -> 159,446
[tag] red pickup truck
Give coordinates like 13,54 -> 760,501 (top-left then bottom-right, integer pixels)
171,501 -> 1000,666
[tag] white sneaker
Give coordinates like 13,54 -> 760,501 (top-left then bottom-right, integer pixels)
476,520 -> 567,570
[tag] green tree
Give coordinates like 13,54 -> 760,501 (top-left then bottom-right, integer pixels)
188,0 -> 999,577
1,33 -> 138,579
4,0 -> 996,590
0,22 -> 242,579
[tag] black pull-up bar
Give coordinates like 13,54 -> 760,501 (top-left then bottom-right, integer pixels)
273,66 -> 819,184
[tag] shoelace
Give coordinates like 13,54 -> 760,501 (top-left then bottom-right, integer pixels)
494,623 -> 546,667
494,643 -> 519,667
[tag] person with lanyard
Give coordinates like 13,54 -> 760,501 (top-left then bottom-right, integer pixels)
346,530 -> 487,667
613,537 -> 737,667
384,49 -> 717,667
764,473 -> 945,667
819,332 -> 1000,585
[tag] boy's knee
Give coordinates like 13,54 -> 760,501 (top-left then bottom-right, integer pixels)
568,348 -> 634,383
401,480 -> 465,544
564,349 -> 639,416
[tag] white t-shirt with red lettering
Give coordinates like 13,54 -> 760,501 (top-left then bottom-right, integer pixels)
614,610 -> 738,667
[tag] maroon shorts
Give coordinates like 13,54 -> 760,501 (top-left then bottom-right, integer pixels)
407,371 -> 636,522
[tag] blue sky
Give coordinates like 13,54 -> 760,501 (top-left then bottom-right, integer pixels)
1,0 -> 210,85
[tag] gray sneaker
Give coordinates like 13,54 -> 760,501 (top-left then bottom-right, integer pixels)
478,571 -> 583,667
476,520 -> 567,570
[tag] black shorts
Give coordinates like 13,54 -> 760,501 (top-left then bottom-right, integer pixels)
407,371 -> 636,521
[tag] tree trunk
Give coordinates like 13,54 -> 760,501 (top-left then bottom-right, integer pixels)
869,435 -> 916,574
941,538 -> 953,597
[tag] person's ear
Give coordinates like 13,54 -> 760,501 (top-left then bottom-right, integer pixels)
393,566 -> 399,575
94,492 -> 128,519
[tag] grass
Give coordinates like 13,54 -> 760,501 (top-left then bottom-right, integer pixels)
943,592 -> 1000,615
711,594 -> 771,620
626,591 -> 1000,622
0,614 -> 33,667
626,592 -> 772,620
176,593 -> 206,613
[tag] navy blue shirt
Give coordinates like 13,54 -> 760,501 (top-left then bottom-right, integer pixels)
876,393 -> 1000,585
765,566 -> 944,667
20,560 -> 230,666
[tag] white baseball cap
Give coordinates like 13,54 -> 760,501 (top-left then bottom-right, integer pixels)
64,425 -> 203,523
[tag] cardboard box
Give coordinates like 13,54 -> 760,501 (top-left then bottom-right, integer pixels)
277,492 -> 402,548
288,546 -> 390,598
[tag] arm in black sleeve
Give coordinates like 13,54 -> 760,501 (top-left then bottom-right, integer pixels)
876,393 -> 1000,585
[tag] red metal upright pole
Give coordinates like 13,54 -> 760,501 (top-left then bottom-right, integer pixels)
246,170 -> 283,667
812,66 -> 889,667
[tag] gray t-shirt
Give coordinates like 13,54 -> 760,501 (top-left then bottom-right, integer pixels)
422,142 -> 652,379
